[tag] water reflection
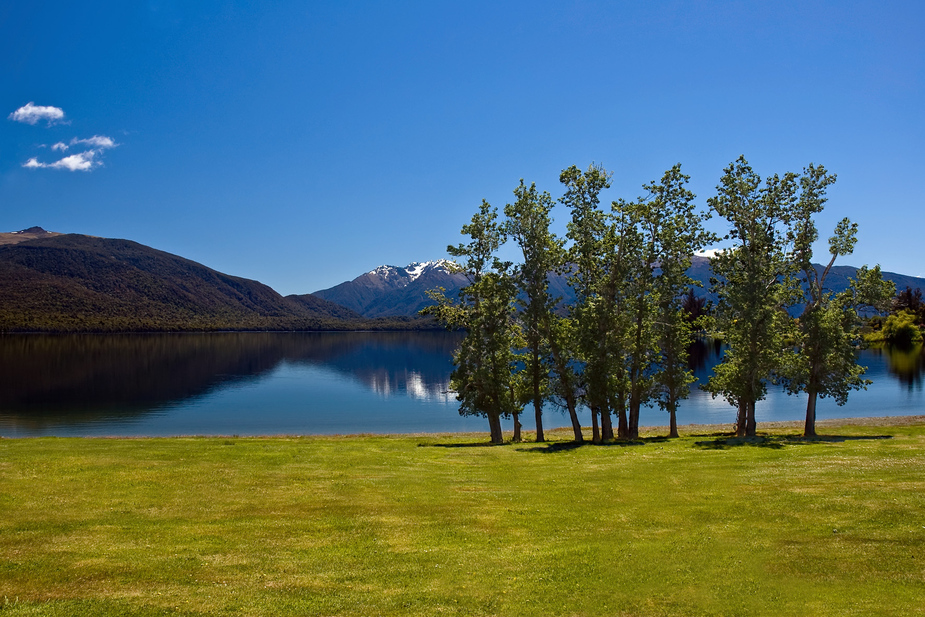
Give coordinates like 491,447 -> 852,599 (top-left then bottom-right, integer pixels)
686,339 -> 925,392
0,333 -> 921,437
687,337 -> 724,377
867,344 -> 925,390
0,332 -> 462,433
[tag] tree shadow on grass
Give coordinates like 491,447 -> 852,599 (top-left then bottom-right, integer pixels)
516,435 -> 672,453
418,442 -> 506,448
693,434 -> 893,450
419,438 -> 658,451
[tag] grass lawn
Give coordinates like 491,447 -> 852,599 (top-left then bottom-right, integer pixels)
1,419 -> 923,616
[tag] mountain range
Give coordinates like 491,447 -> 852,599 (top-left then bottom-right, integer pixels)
312,261 -> 469,317
315,255 -> 925,318
2,227 -> 924,331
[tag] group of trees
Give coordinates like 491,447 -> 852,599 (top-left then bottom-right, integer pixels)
426,157 -> 894,444
704,159 -> 893,437
866,286 -> 925,346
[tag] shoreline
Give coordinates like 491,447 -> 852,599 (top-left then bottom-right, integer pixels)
4,414 -> 922,440
635,413 -> 925,433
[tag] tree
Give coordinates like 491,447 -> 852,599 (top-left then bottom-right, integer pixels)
608,193 -> 654,440
877,309 -> 923,346
705,156 -> 801,437
505,179 -> 584,442
681,288 -> 708,328
644,165 -> 716,438
561,163 -> 617,441
423,201 -> 522,444
892,287 -> 925,326
610,165 -> 715,439
543,313 -> 585,442
784,165 -> 896,437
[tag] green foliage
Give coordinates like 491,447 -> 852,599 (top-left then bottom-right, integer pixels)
562,164 -> 622,441
432,158 -> 892,442
891,286 -> 925,325
873,310 -> 924,346
643,165 -> 717,437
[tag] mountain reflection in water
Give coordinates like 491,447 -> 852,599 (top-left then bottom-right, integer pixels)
0,332 -> 463,435
0,333 -> 921,437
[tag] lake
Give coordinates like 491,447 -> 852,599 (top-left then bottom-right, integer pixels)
0,332 -> 922,437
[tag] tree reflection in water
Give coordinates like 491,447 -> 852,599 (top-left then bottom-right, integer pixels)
869,344 -> 925,389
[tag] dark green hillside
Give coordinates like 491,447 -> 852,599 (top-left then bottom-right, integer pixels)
0,234 -> 361,332
286,292 -> 363,320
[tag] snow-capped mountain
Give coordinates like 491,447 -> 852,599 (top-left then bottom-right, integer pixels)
367,261 -> 452,285
312,260 -> 468,317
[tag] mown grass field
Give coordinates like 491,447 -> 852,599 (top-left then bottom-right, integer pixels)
1,419 -> 923,616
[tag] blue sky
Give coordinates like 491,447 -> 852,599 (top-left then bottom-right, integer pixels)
2,1 -> 923,294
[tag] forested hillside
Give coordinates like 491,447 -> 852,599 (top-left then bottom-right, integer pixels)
0,234 -> 429,332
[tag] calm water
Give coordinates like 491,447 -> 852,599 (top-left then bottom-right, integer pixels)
0,332 -> 922,437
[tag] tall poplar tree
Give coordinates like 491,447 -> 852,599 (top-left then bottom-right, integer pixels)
505,180 -> 583,442
424,200 -> 522,444
610,194 -> 654,440
706,157 -> 800,437
561,163 -> 617,441
644,165 -> 716,438
785,165 -> 895,436
611,165 -> 715,439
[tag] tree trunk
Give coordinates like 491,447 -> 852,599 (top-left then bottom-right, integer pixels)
565,393 -> 583,443
591,407 -> 600,444
628,395 -> 641,440
617,397 -> 628,439
488,412 -> 504,444
512,411 -> 522,442
543,317 -> 581,442
735,400 -> 747,437
531,345 -> 544,442
745,401 -> 757,437
668,397 -> 679,439
804,388 -> 818,438
601,408 -> 614,441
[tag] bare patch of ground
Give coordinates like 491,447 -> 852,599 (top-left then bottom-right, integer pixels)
0,226 -> 61,246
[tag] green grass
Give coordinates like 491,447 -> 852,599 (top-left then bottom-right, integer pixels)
1,421 -> 924,616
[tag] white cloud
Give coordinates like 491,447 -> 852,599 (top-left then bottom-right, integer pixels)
22,134 -> 119,172
51,152 -> 98,171
695,248 -> 725,259
22,151 -> 100,172
8,102 -> 66,126
71,135 -> 117,149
